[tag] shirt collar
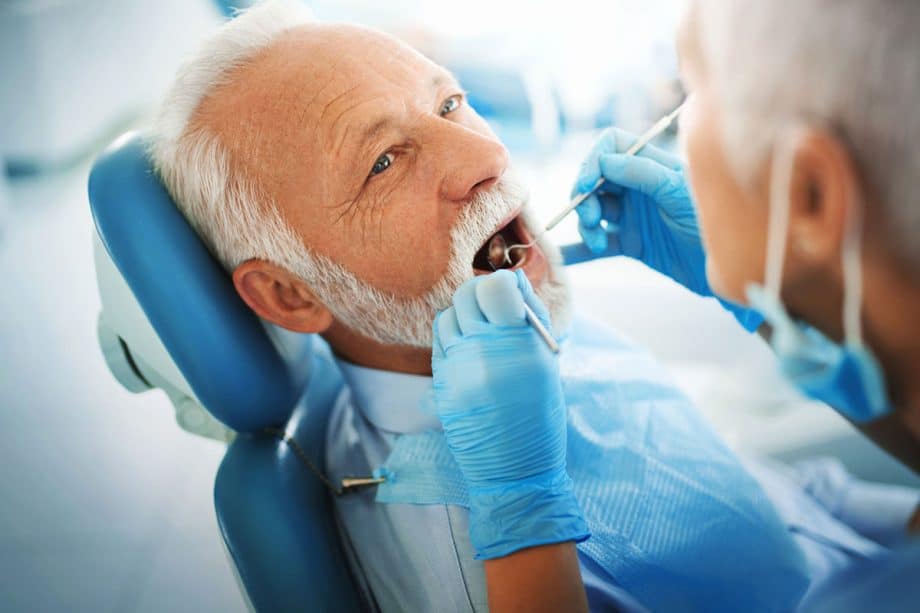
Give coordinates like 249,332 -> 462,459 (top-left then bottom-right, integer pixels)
335,358 -> 441,435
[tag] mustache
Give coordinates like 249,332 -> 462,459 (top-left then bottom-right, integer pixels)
451,171 -> 530,264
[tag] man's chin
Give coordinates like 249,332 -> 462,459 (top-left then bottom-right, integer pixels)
528,231 -> 572,335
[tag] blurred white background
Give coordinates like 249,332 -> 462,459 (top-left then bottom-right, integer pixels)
1,1 -> 916,611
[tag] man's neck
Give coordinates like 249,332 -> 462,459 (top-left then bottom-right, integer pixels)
321,320 -> 433,375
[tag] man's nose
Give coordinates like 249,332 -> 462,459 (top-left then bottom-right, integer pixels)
438,127 -> 510,203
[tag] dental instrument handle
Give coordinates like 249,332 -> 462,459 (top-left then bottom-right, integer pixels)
543,178 -> 603,231
621,101 -> 686,157
542,101 -> 687,234
523,302 -> 560,354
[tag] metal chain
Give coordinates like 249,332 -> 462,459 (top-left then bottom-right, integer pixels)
263,427 -> 385,496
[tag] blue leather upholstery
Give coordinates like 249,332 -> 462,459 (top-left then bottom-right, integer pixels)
89,132 -> 307,433
216,349 -> 365,612
88,132 -> 364,611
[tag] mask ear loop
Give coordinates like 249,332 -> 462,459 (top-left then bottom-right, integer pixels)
764,127 -> 802,299
769,124 -> 865,349
841,179 -> 865,349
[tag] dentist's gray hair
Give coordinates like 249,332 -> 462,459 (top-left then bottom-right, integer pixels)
695,0 -> 920,263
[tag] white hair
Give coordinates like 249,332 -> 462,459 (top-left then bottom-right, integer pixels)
148,0 -> 313,274
148,0 -> 570,347
695,0 -> 920,264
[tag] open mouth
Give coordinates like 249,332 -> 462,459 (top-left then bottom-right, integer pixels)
472,214 -> 531,273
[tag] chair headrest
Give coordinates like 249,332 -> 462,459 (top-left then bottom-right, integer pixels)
88,132 -> 310,433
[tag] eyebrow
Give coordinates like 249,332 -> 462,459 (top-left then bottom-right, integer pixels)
357,116 -> 394,151
353,72 -> 459,150
431,71 -> 456,91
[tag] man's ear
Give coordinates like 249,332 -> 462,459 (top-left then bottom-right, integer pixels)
232,259 -> 333,334
786,128 -> 863,269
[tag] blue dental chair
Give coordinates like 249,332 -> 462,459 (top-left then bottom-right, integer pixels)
88,132 -> 366,612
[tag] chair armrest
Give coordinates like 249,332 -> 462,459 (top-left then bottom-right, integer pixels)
215,434 -> 363,612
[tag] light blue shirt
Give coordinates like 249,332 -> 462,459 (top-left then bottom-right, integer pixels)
325,354 -> 919,612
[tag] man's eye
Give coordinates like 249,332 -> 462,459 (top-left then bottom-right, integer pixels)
440,94 -> 462,116
369,152 -> 394,177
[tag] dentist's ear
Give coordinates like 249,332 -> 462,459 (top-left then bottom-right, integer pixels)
784,128 -> 863,269
232,259 -> 334,334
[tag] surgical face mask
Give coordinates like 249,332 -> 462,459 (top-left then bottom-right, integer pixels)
288,170 -> 571,348
745,128 -> 892,422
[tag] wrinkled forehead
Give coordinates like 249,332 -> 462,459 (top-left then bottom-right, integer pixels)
192,23 -> 449,203
197,24 -> 441,148
275,23 -> 442,106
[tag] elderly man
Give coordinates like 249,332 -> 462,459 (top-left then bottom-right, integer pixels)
149,1 -> 919,611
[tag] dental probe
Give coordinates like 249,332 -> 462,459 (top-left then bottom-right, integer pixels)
485,103 -> 685,353
484,249 -> 560,353
542,100 -> 687,233
497,101 -> 689,266
523,302 -> 560,354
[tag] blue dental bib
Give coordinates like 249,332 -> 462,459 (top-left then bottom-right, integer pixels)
376,318 -> 809,612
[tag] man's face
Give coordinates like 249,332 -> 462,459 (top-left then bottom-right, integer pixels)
201,24 -> 553,313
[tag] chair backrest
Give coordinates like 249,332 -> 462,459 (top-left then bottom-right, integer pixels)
88,132 -> 364,611
88,131 -> 311,435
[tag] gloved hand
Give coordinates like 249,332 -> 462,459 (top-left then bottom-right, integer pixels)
573,127 -> 708,292
432,269 -> 589,559
572,127 -> 763,331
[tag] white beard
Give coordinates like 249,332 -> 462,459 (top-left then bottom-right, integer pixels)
288,171 -> 571,348
520,203 -> 572,336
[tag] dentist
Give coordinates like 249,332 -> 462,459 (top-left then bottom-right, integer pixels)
431,0 -> 920,610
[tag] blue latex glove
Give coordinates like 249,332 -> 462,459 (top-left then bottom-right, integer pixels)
574,127 -> 708,292
573,127 -> 763,331
432,270 -> 590,559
